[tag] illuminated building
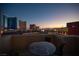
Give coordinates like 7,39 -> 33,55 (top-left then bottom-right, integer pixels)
19,20 -> 27,31
67,21 -> 79,35
0,10 -> 6,35
53,27 -> 68,35
30,24 -> 35,29
30,24 -> 36,31
30,24 -> 40,32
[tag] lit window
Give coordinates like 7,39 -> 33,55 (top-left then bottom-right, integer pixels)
72,25 -> 75,28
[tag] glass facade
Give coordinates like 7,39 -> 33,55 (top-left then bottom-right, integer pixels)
7,17 -> 17,29
0,10 -> 5,28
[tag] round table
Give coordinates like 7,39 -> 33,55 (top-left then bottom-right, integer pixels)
29,42 -> 56,56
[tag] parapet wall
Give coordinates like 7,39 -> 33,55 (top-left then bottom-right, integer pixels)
10,34 -> 45,50
0,34 -> 79,56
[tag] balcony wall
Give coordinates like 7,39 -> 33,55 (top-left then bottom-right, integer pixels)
0,33 -> 79,56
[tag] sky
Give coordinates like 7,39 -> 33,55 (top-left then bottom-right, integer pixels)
0,3 -> 79,28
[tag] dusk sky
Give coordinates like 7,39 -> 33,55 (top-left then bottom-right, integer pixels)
0,3 -> 79,28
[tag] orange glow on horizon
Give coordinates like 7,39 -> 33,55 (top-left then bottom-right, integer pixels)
40,24 -> 66,28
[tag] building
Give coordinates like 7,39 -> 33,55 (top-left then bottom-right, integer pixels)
67,21 -> 79,35
53,27 -> 68,35
30,24 -> 40,32
36,26 -> 40,31
19,20 -> 27,31
0,10 -> 5,28
7,17 -> 17,29
0,10 -> 3,28
0,10 -> 6,36
3,15 -> 6,28
30,24 -> 36,30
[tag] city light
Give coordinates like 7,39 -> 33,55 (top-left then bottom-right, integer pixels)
0,3 -> 79,56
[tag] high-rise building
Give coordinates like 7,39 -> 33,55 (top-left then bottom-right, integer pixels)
0,10 -> 6,35
67,21 -> 79,35
3,15 -> 6,28
0,10 -> 5,28
0,10 -> 2,27
7,17 -> 17,29
19,20 -> 27,31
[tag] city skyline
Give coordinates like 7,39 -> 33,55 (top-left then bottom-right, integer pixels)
0,3 -> 79,28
